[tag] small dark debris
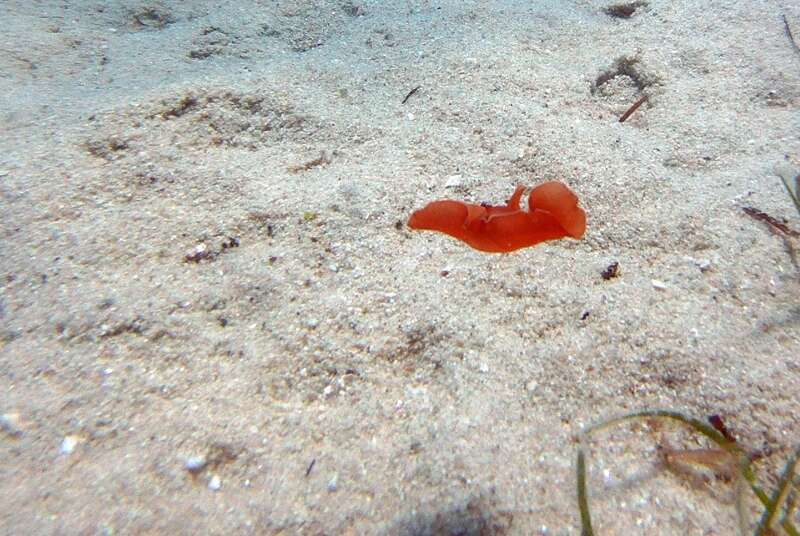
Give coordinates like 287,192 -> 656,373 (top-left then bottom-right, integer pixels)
288,152 -> 331,173
184,245 -> 214,263
660,373 -> 682,389
783,13 -> 800,56
201,26 -> 227,36
109,137 -> 128,151
618,94 -> 648,123
395,220 -> 404,230
217,316 -> 228,327
603,1 -> 647,18
402,85 -> 421,104
440,270 -> 450,277
742,206 -> 800,237
188,49 -> 214,60
184,237 -> 240,263
100,316 -> 146,338
601,261 -> 620,280
580,311 -> 590,320
305,458 -> 316,477
268,256 -> 278,264
708,414 -> 736,442
85,137 -> 130,160
291,39 -> 323,53
161,94 -> 198,119
221,237 -> 240,250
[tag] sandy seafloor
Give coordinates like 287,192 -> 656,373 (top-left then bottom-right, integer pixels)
1,0 -> 800,534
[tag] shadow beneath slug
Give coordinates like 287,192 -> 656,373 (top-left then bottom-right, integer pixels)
392,496 -> 513,536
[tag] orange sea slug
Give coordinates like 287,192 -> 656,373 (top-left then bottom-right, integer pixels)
407,181 -> 586,253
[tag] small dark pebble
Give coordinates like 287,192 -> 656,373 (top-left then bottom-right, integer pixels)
603,1 -> 646,18
184,251 -> 212,263
601,261 -> 620,280
221,237 -> 239,250
185,244 -> 213,263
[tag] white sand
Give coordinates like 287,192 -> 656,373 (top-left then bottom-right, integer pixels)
1,1 -> 799,534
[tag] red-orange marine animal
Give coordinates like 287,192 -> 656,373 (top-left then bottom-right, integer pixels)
408,181 -> 586,253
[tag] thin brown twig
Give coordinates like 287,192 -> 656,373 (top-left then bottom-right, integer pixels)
742,206 -> 800,237
618,94 -> 648,123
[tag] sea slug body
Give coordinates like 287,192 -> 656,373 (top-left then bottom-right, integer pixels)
408,182 -> 586,253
